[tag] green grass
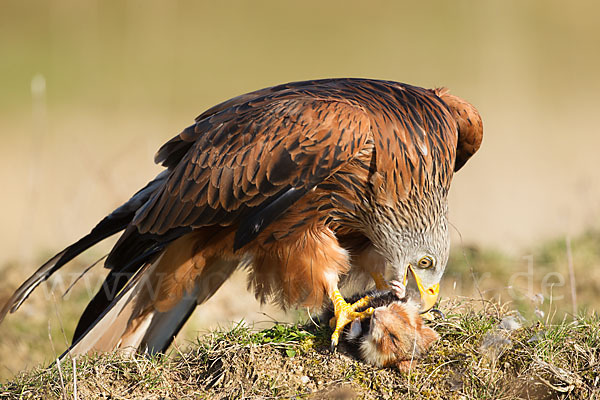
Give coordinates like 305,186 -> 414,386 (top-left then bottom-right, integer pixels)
443,229 -> 600,322
2,299 -> 599,399
2,230 -> 600,397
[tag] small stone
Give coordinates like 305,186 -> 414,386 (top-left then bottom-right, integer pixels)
300,375 -> 310,384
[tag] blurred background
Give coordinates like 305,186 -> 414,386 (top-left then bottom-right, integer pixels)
1,0 -> 599,379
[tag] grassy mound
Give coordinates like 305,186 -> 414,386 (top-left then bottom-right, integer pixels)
2,299 -> 598,399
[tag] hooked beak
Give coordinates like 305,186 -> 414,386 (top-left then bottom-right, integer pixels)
404,265 -> 440,313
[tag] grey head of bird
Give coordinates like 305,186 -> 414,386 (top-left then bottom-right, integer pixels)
365,194 -> 450,313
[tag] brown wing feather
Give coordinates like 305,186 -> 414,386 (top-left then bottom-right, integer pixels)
155,87 -> 283,169
434,88 -> 483,171
133,95 -> 372,240
358,82 -> 458,204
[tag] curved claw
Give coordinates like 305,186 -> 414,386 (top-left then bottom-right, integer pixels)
421,308 -> 445,321
330,341 -> 337,352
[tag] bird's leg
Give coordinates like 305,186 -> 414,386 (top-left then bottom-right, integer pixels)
329,288 -> 374,348
370,272 -> 389,290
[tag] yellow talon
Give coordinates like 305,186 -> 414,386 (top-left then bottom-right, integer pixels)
329,289 -> 374,347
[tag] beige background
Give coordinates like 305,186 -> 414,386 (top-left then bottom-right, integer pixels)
2,1 -> 599,266
1,0 -> 599,377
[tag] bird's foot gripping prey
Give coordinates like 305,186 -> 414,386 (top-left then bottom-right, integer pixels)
319,289 -> 440,371
329,289 -> 375,348
329,273 -> 411,347
328,272 -> 441,348
0,78 -> 482,359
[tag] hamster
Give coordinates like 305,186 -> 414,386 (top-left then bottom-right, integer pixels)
319,289 -> 440,372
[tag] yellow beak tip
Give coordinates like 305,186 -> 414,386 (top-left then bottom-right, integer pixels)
407,265 -> 440,312
419,284 -> 440,313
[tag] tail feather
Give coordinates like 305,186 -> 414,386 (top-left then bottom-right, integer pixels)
63,257 -> 238,357
141,258 -> 238,353
64,260 -> 158,357
72,225 -> 192,342
72,245 -> 163,342
1,167 -> 239,358
141,294 -> 198,354
0,171 -> 169,324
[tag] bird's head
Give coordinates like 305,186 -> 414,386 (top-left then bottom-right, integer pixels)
382,218 -> 450,313
401,238 -> 448,313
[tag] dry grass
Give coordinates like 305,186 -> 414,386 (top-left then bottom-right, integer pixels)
0,260 -> 291,382
1,230 -> 600,389
1,298 -> 599,399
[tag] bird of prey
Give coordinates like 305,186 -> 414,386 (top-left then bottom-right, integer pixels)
0,78 -> 482,355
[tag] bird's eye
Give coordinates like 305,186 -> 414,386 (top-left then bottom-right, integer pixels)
417,256 -> 435,269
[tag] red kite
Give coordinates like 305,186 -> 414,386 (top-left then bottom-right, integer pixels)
0,78 -> 482,354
